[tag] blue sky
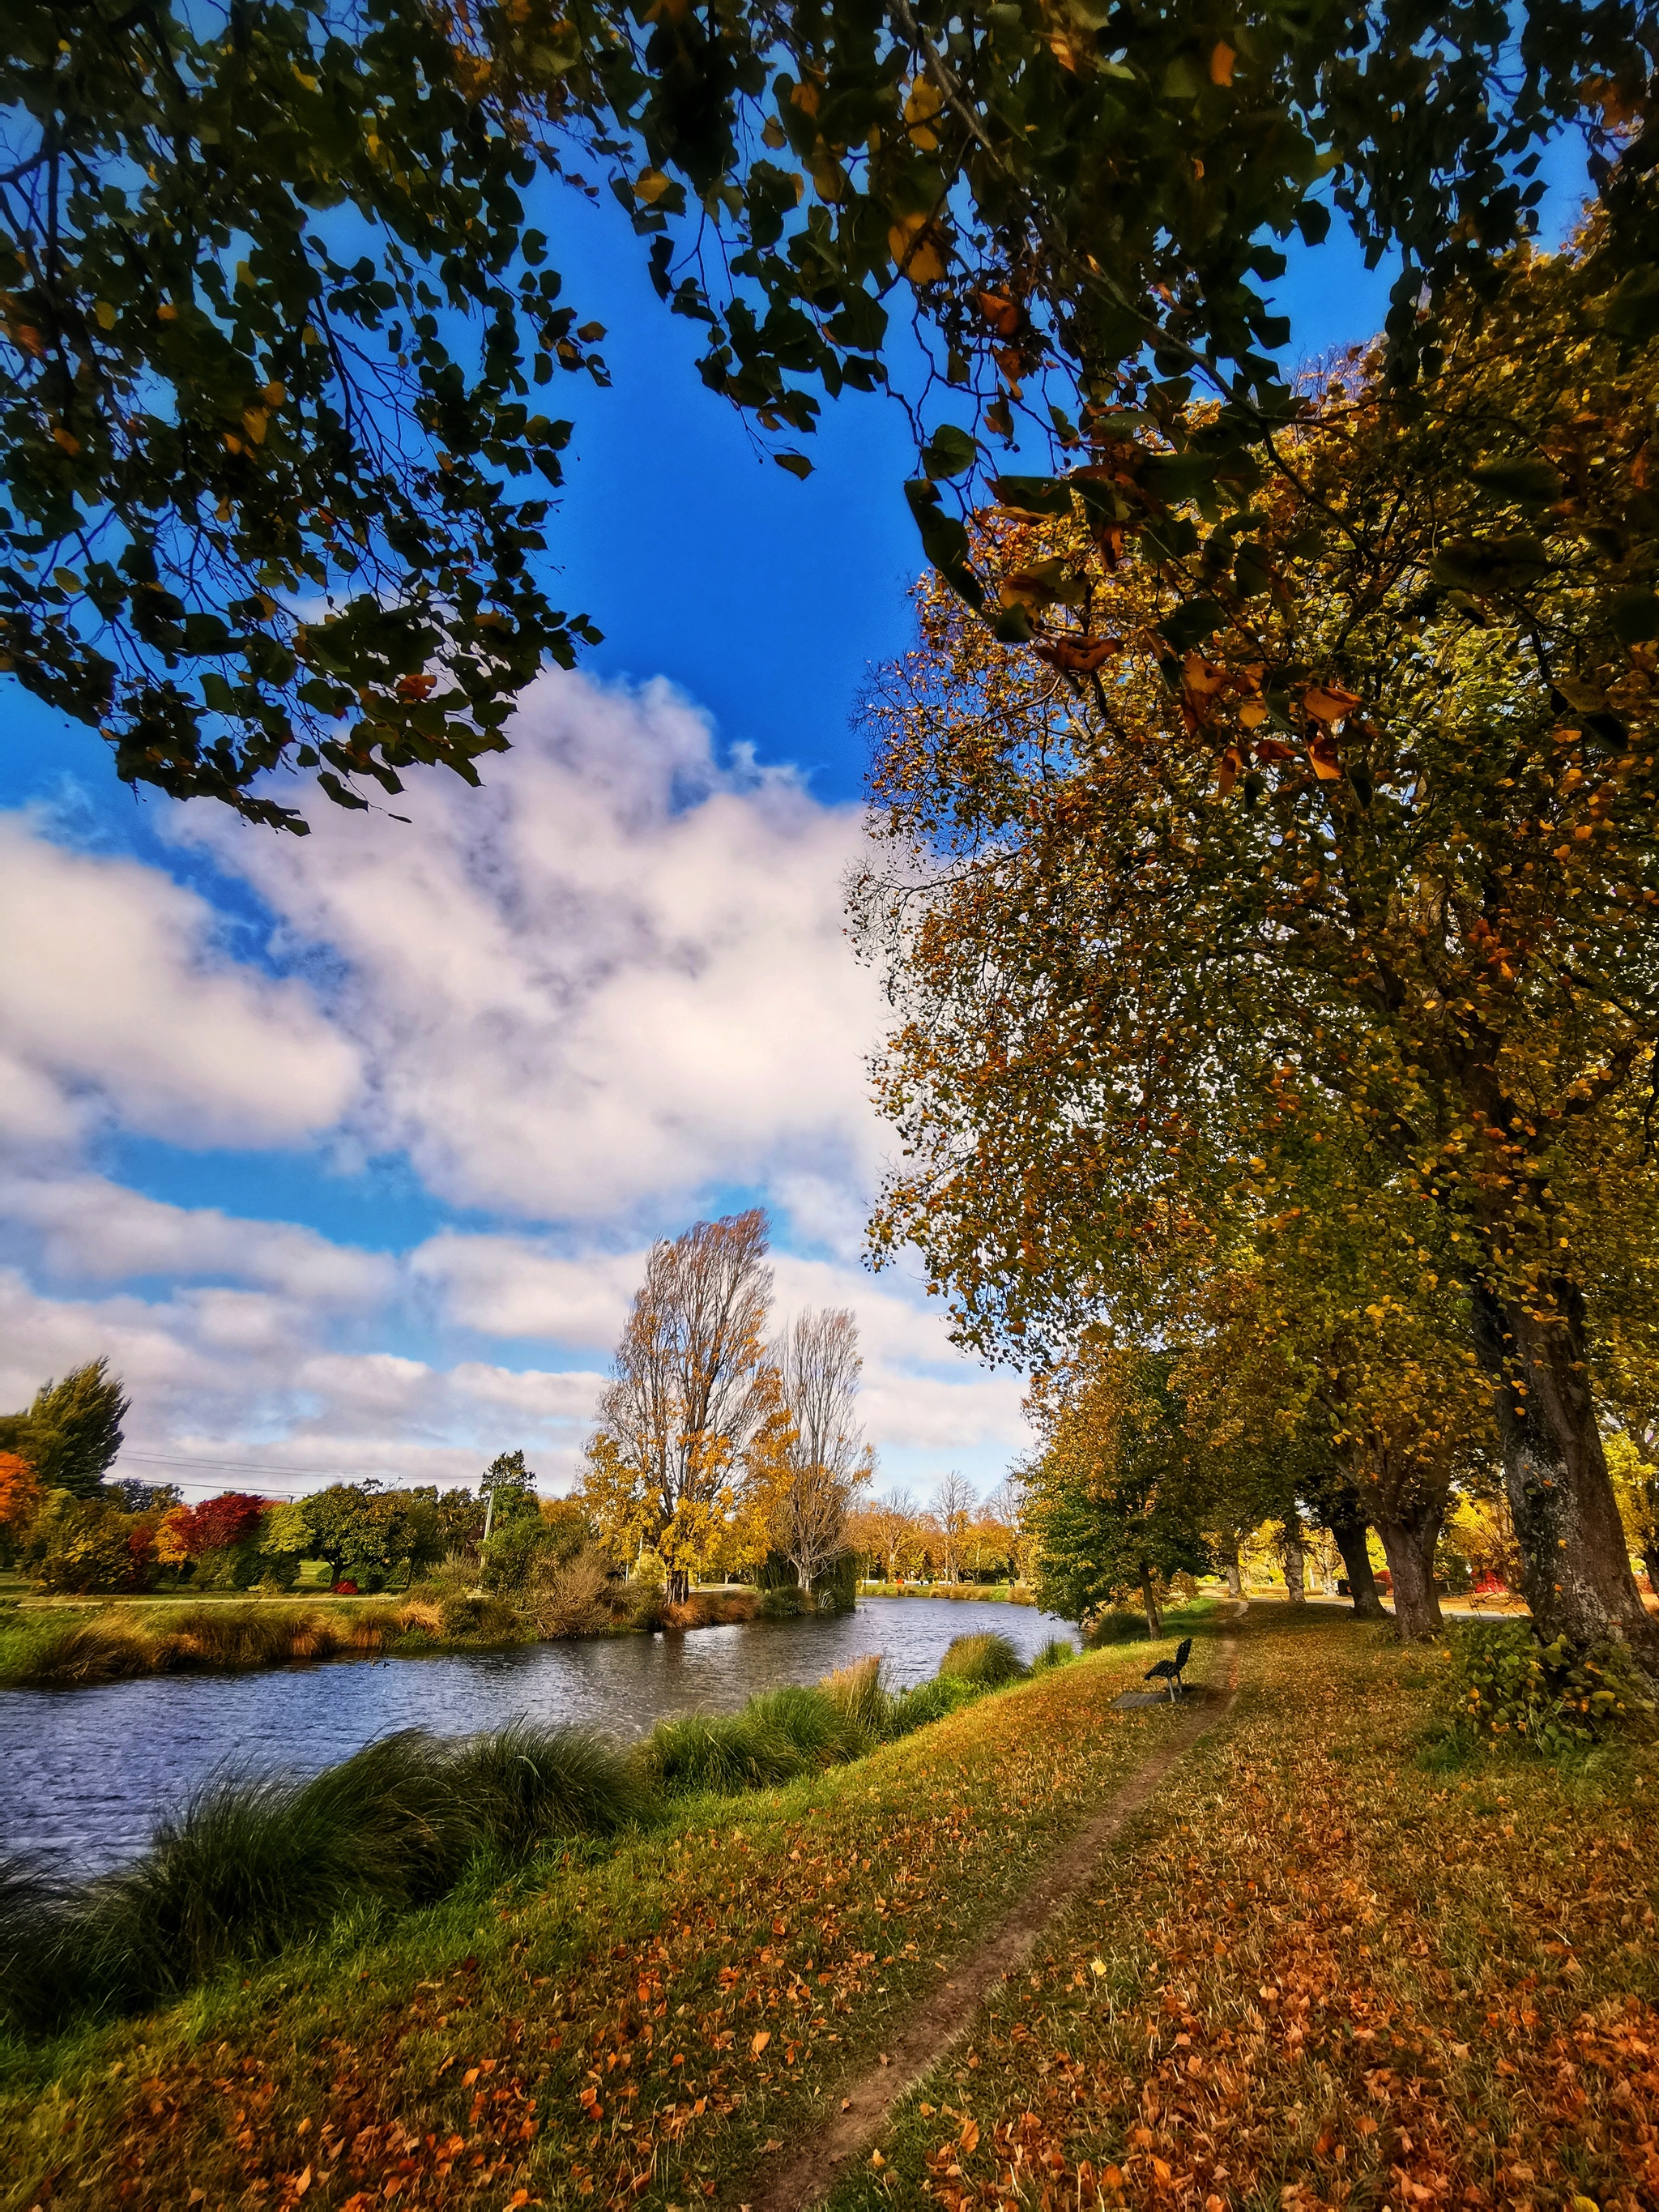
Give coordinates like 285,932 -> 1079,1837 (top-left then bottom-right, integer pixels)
0,158 -> 1571,1505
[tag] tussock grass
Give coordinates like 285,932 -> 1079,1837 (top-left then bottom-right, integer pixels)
1031,1635 -> 1077,1672
821,1654 -> 891,1740
643,1709 -> 809,1796
938,1629 -> 1028,1688
0,1723 -> 648,2035
0,1599 -> 1063,2041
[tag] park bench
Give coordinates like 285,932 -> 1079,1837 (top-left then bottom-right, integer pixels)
1142,1636 -> 1192,1702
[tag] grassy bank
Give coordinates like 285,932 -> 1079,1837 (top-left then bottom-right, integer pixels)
829,1607 -> 1659,2212
859,1582 -> 1038,1604
11,1607 -> 1642,2212
0,1584 -> 773,1689
0,1616 -> 1215,2207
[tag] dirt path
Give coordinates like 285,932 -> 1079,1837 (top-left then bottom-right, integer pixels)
744,1623 -> 1244,2212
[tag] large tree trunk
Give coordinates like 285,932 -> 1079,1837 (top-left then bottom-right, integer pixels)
1643,1537 -> 1659,1600
1473,1280 -> 1657,1657
1138,1561 -> 1162,1638
1277,1511 -> 1307,1605
1328,1511 -> 1387,1621
1375,1505 -> 1445,1640
1213,1527 -> 1243,1600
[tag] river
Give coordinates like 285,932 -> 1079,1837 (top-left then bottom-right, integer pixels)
0,1597 -> 1070,1875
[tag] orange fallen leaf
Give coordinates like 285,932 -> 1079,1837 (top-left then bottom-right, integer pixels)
959,2116 -> 980,2152
1210,40 -> 1235,83
752,2029 -> 771,2056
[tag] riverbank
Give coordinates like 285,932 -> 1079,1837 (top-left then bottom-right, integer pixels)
859,1581 -> 1038,1603
0,1584 -> 780,1689
5,1608 -> 1655,2210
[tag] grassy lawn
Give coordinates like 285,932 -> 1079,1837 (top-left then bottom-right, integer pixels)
3,1606 -> 1654,2211
830,1608 -> 1659,2212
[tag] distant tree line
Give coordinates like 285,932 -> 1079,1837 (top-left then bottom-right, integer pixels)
0,1364 -> 561,1598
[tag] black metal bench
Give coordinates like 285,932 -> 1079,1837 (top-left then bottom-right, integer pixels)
1142,1635 -> 1193,1702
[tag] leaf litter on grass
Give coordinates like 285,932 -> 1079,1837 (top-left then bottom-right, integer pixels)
826,1612 -> 1659,2212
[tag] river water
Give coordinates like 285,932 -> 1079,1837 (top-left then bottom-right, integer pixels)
0,1598 -> 1069,1875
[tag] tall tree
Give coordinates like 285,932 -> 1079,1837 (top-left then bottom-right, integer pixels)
771,1306 -> 872,1592
1024,1343 -> 1209,1635
855,243 -> 1659,1658
931,1468 -> 978,1582
0,1357 -> 129,1498
581,1209 -> 776,1603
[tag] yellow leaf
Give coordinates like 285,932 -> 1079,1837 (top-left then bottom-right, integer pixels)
1183,654 -> 1229,695
1303,681 -> 1362,724
94,301 -> 117,330
959,2116 -> 980,2152
633,169 -> 672,204
904,75 -> 943,150
888,212 -> 949,284
752,2029 -> 771,2056
1239,698 -> 1269,728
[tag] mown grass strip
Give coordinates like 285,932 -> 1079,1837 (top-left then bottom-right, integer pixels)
0,1616 -> 1224,2210
823,1607 -> 1659,2212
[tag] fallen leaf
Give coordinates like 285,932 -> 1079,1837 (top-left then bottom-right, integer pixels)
751,2030 -> 771,2056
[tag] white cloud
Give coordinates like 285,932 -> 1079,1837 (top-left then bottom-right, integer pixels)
0,1175 -> 394,1305
176,670 -> 884,1223
411,1232 -> 637,1347
0,668 -> 1030,1501
0,818 -> 359,1153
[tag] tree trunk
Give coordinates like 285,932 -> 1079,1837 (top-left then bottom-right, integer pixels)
1643,1537 -> 1659,1599
1225,1559 -> 1243,1602
1139,1561 -> 1162,1638
1473,1279 -> 1658,1657
1328,1512 -> 1387,1621
1375,1506 -> 1444,1640
1278,1511 -> 1307,1605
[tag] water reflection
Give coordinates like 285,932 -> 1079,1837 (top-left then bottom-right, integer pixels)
0,1597 -> 1068,1874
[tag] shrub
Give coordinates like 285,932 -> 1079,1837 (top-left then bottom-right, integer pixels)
527,1548 -> 612,1639
1443,1621 -> 1655,1753
1083,1608 -> 1150,1646
1031,1636 -> 1076,1672
937,1630 -> 1027,1688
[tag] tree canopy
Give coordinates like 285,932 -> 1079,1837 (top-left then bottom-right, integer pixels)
855,240 -> 1659,1652
6,0 -> 1655,822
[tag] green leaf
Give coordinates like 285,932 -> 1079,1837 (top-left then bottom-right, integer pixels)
1470,458 -> 1566,508
993,475 -> 1073,519
1608,588 -> 1659,647
923,425 -> 979,480
774,451 -> 813,478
